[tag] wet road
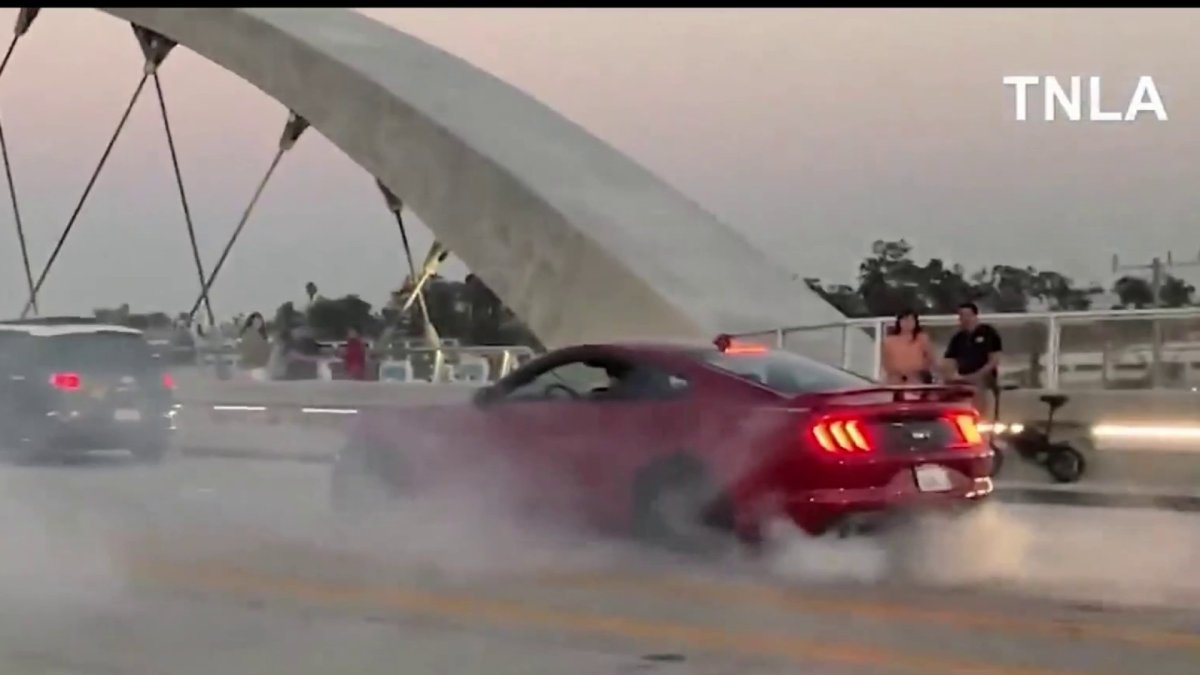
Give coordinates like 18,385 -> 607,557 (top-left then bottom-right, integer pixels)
0,455 -> 1196,674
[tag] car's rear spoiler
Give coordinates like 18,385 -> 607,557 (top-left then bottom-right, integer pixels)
794,384 -> 976,408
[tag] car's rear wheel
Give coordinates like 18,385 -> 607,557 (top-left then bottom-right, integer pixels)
330,446 -> 396,515
631,455 -> 732,556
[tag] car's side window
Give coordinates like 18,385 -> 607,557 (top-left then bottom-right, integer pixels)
599,365 -> 690,402
503,360 -> 612,402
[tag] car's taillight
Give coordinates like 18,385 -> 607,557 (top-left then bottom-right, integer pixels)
49,372 -> 82,391
161,372 -> 175,390
809,418 -> 873,453
950,413 -> 983,446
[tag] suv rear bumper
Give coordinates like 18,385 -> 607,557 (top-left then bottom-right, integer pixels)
43,408 -> 175,451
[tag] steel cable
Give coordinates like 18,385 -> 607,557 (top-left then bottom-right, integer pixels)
152,71 -> 215,326
21,72 -> 150,318
185,147 -> 285,323
0,33 -> 37,315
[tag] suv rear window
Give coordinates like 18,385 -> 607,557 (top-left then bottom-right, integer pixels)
698,349 -> 870,394
36,332 -> 155,372
0,330 -> 32,368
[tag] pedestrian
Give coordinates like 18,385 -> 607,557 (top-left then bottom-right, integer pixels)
941,302 -> 1003,418
881,309 -> 935,385
238,312 -> 271,373
342,326 -> 368,381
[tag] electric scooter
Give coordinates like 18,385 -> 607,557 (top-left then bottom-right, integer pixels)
991,384 -> 1087,483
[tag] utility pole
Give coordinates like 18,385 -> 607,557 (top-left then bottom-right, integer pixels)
1111,250 -> 1200,387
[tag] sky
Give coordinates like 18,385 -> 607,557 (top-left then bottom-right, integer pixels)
1,8 -> 1198,319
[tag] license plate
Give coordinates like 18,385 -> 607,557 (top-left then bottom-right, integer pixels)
913,464 -> 953,492
114,409 -> 142,422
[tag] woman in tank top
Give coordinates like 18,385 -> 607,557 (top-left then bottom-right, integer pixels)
882,309 -> 934,384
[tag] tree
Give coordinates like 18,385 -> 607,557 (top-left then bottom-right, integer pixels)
804,279 -> 867,317
304,281 -> 319,306
306,295 -> 379,340
1033,271 -> 1097,311
856,239 -> 925,316
802,239 -> 1113,319
1112,276 -> 1155,309
1158,274 -> 1195,308
971,265 -> 1036,313
464,273 -> 505,342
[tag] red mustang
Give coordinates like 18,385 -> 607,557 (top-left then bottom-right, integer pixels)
332,337 -> 994,551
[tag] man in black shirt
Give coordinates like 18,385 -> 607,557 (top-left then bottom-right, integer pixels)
941,302 -> 1003,418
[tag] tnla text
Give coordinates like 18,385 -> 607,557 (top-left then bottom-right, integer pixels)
1003,75 -> 1168,122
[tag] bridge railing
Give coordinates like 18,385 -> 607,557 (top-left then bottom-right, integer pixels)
188,343 -> 538,384
733,307 -> 1200,390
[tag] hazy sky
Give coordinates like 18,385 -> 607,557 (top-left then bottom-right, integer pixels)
1,8 -> 1198,318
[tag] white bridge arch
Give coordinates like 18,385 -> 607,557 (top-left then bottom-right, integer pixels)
100,8 -> 853,355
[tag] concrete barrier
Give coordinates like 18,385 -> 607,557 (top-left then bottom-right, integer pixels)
167,375 -> 1200,510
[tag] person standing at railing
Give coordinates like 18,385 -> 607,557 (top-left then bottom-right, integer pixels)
342,327 -> 367,380
238,312 -> 271,374
882,309 -> 935,385
941,302 -> 1003,419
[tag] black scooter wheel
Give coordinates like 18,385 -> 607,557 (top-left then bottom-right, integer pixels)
1045,444 -> 1086,483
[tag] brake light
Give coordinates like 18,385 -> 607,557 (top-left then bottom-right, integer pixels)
725,344 -> 767,354
713,333 -> 768,354
161,372 -> 175,390
49,372 -> 82,391
950,413 -> 983,446
810,418 -> 873,453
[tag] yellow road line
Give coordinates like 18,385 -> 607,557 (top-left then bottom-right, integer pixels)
539,573 -> 1200,652
131,559 -> 1088,675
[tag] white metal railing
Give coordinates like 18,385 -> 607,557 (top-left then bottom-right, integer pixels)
190,342 -> 537,384
734,307 -> 1200,390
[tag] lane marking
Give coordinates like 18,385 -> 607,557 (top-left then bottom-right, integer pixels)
130,559 -> 1090,675
538,573 -> 1200,652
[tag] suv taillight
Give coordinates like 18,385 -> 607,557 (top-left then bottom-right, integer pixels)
809,417 -> 873,453
949,412 -> 983,446
49,372 -> 82,391
161,372 -> 175,390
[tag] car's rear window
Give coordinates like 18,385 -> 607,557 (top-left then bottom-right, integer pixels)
36,332 -> 154,372
698,349 -> 871,394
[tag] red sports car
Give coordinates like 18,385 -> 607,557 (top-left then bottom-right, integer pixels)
331,337 -> 994,551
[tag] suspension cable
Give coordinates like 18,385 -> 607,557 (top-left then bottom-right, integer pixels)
0,33 -> 17,77
375,179 -> 418,283
185,149 -> 282,323
0,33 -> 36,315
0,114 -> 34,315
376,182 -> 441,340
21,72 -> 151,318
186,111 -> 307,323
152,71 -> 214,327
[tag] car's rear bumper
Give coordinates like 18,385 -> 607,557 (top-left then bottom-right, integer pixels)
43,408 -> 175,451
781,472 -> 994,536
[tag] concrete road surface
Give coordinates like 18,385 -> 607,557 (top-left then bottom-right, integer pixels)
0,454 -> 1195,674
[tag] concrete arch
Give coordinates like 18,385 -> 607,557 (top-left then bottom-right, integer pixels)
100,8 -> 854,356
